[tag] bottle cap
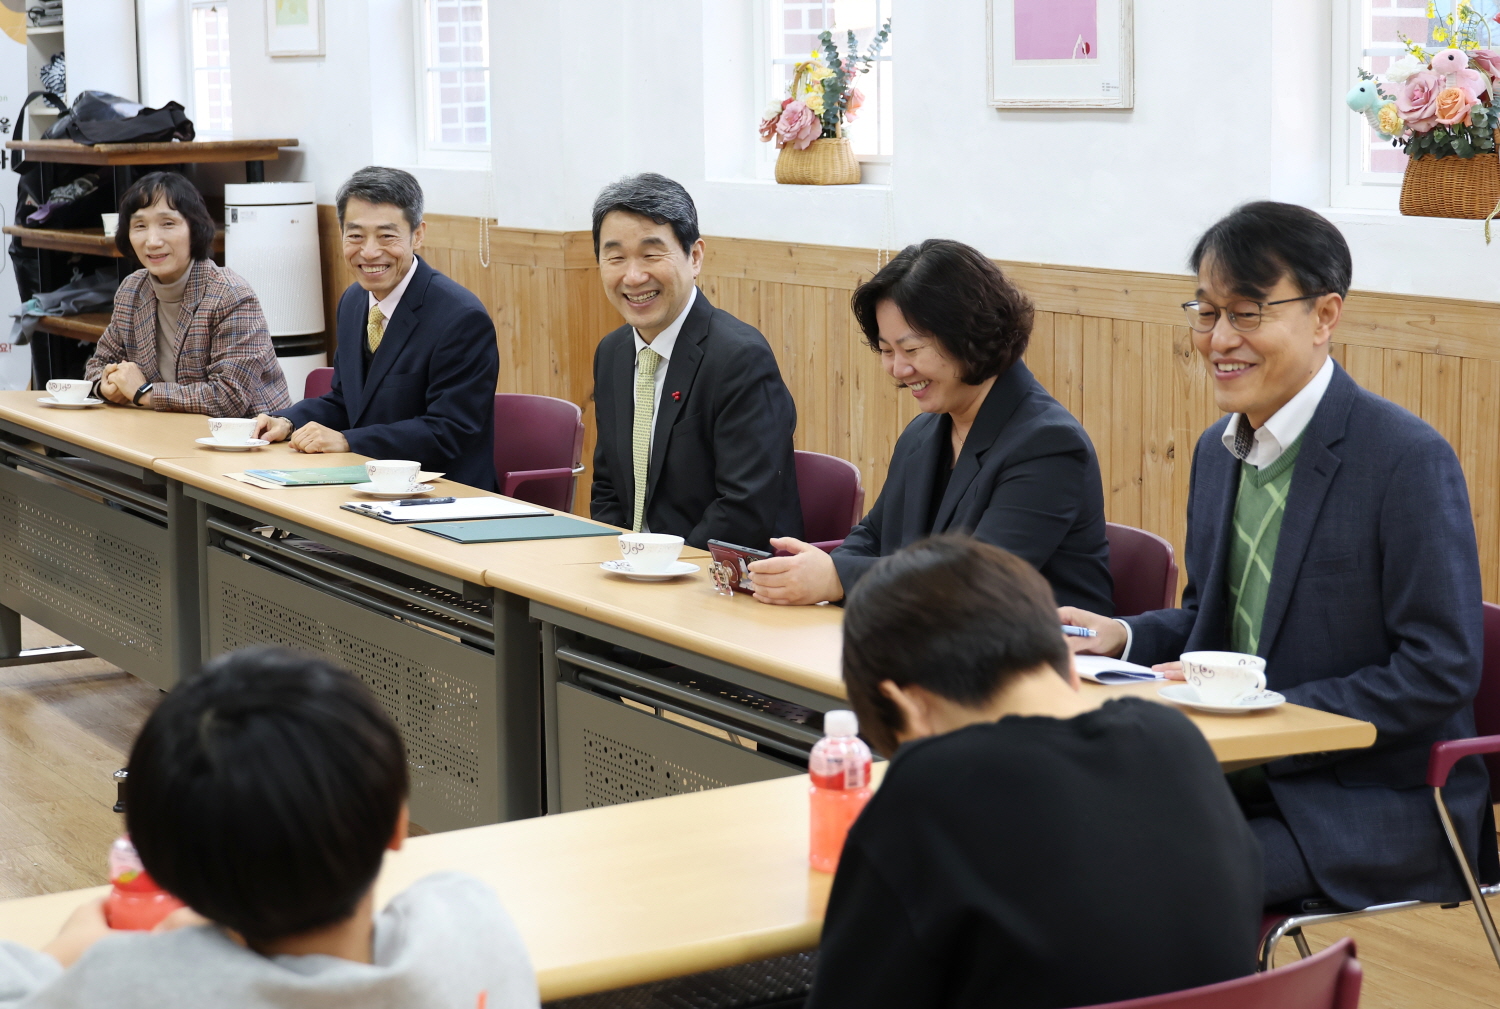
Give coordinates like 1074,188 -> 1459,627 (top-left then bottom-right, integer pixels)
824,709 -> 858,737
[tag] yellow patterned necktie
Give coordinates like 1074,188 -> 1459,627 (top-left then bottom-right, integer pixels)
367,304 -> 385,353
631,347 -> 662,532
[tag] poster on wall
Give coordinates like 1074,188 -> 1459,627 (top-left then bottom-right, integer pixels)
988,0 -> 1134,109
265,0 -> 324,58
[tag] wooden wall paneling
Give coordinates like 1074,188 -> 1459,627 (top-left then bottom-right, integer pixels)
1079,316 -> 1114,531
1052,314 -> 1084,416
1461,359 -> 1500,601
1420,353 -> 1464,454
1025,311 -> 1057,398
1140,323 -> 1179,579
1109,319 -> 1144,529
824,286 -> 853,467
1341,344 -> 1385,399
1383,349 -> 1423,417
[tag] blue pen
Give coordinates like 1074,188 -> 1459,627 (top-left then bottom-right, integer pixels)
1061,624 -> 1098,638
394,497 -> 455,506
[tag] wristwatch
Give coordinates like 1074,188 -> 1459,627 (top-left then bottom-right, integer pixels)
132,382 -> 154,406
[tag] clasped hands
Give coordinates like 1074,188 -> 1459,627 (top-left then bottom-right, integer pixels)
97,362 -> 150,406
252,414 -> 349,453
1056,606 -> 1185,678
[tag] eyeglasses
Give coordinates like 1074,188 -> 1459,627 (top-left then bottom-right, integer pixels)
1180,294 -> 1327,334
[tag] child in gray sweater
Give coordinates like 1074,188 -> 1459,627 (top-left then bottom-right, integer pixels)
0,647 -> 538,1009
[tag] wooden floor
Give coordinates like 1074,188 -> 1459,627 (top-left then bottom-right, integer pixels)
2,619 -> 1497,1003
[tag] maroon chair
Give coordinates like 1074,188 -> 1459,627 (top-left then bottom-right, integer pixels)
795,450 -> 864,553
494,393 -> 584,512
1082,938 -> 1360,1009
1106,522 -> 1180,616
303,367 -> 334,400
1259,601 -> 1500,972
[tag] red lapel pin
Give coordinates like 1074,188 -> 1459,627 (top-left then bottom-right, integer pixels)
672,391 -> 681,401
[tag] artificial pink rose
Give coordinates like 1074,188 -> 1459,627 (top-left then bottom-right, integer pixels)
1472,49 -> 1500,84
844,86 -> 866,122
758,114 -> 781,142
1436,85 -> 1477,127
1397,70 -> 1444,133
775,100 -> 823,150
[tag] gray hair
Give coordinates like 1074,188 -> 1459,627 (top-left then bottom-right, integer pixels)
591,173 -> 700,258
335,166 -> 425,232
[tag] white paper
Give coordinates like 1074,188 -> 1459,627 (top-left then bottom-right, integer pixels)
343,496 -> 550,523
1074,654 -> 1165,684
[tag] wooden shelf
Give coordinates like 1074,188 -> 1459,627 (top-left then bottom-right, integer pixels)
34,313 -> 109,343
2,138 -> 297,167
3,224 -> 225,257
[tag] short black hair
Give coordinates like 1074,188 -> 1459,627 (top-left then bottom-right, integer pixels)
841,535 -> 1070,756
125,647 -> 409,944
336,166 -> 425,232
850,239 -> 1035,385
115,171 -> 216,263
1190,201 -> 1352,300
591,173 -> 700,257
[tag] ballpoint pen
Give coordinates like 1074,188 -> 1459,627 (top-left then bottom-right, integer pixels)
1061,624 -> 1098,638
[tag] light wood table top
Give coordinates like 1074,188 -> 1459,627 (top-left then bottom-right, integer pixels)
0,391 -> 213,469
0,772 -> 840,1001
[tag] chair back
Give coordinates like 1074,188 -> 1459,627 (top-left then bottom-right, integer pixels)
1477,602 -> 1500,787
1081,937 -> 1361,1009
303,367 -> 334,400
494,393 -> 584,512
1106,522 -> 1180,617
794,450 -> 864,553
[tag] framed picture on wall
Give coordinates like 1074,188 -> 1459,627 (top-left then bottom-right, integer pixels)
987,0 -> 1134,109
265,0 -> 324,58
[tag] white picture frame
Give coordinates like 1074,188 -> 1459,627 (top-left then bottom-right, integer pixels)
987,0 -> 1134,109
265,0 -> 324,58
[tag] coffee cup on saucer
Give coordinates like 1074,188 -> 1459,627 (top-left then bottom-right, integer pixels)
366,460 -> 421,493
1180,651 -> 1267,705
618,532 -> 684,574
46,379 -> 91,404
208,417 -> 257,444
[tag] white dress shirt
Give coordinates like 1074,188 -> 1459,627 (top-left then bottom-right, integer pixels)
1117,356 -> 1335,661
631,286 -> 697,449
366,254 -> 421,337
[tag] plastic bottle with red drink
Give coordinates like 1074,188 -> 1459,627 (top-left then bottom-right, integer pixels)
104,835 -> 185,931
808,709 -> 873,873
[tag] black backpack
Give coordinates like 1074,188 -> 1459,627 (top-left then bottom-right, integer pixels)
33,90 -> 195,152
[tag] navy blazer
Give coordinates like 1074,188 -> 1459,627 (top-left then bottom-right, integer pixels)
590,291 -> 802,550
832,360 -> 1114,613
276,257 -> 499,491
1127,363 -> 1496,909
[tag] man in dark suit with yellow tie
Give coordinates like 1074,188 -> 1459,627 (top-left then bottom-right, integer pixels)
252,167 -> 498,490
589,174 -> 802,549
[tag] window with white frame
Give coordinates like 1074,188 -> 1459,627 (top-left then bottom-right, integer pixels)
766,1 -> 892,159
190,2 -> 231,138
419,0 -> 491,150
1332,1 -> 1496,207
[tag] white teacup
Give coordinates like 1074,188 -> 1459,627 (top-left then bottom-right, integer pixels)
100,213 -> 119,238
1180,651 -> 1268,705
45,379 -> 91,404
366,459 -> 421,493
208,417 -> 256,444
618,532 -> 684,574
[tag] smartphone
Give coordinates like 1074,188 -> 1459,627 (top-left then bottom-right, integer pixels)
707,539 -> 771,597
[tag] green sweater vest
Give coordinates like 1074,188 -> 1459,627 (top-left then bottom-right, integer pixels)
1226,435 -> 1304,656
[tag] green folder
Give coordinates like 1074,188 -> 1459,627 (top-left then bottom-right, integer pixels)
413,516 -> 619,543
244,465 -> 372,486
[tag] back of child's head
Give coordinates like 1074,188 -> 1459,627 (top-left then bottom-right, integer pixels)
125,646 -> 408,943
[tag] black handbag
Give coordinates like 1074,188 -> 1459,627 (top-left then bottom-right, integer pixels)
39,90 -> 195,147
9,91 -> 68,172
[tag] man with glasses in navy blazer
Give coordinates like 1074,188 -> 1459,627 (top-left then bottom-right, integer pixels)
1062,202 -> 1496,913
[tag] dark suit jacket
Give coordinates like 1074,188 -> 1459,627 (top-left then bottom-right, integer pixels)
831,360 -> 1113,613
1126,363 -> 1496,909
275,257 -> 499,491
590,291 -> 802,549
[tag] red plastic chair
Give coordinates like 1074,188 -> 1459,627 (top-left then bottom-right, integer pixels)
795,450 -> 864,553
1260,601 -> 1500,972
1106,522 -> 1180,616
1082,938 -> 1360,1009
304,367 -> 334,400
494,393 -> 584,512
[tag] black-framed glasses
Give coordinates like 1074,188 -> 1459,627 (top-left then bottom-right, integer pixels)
1180,294 -> 1327,334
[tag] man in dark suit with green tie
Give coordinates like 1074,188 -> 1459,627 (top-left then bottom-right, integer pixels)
588,174 -> 802,549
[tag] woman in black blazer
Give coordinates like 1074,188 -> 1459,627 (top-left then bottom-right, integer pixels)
749,239 -> 1113,612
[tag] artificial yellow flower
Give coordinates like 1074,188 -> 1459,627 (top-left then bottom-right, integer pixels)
802,59 -> 835,82
1427,1 -> 1438,17
804,91 -> 826,115
1377,102 -> 1404,137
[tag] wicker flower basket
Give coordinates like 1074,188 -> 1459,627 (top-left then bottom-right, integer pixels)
775,136 -> 861,186
1399,142 -> 1500,218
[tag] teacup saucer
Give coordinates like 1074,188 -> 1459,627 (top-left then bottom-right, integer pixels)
39,396 -> 104,409
1158,683 -> 1286,715
350,482 -> 437,498
195,436 -> 269,451
600,559 -> 700,581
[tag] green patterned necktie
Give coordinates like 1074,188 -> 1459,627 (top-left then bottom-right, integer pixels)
631,347 -> 662,532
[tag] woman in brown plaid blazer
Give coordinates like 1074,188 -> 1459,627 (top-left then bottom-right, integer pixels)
85,173 -> 290,417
